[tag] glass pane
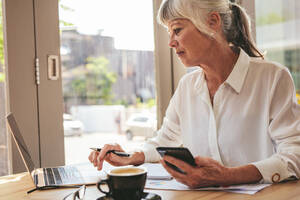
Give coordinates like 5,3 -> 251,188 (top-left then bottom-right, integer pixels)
0,0 -> 9,176
59,0 -> 156,164
255,0 -> 300,102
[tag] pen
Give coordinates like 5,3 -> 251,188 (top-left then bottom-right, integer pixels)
90,148 -> 130,157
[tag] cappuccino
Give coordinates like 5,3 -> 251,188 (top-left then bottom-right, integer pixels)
110,167 -> 144,175
97,166 -> 147,200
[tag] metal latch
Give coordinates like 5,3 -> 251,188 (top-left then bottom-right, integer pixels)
47,55 -> 59,80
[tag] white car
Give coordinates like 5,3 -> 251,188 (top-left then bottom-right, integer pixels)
63,113 -> 84,137
125,113 -> 157,140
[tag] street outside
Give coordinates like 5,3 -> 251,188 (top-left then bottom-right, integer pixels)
64,132 -> 146,165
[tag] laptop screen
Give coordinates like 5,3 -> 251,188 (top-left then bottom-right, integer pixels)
6,113 -> 35,173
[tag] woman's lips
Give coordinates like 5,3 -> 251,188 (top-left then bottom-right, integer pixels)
176,51 -> 185,56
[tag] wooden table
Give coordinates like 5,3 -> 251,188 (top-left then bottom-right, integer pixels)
0,172 -> 300,200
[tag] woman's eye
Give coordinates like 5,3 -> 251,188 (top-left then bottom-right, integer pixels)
173,28 -> 182,35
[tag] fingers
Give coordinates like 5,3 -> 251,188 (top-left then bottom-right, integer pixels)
88,151 -> 99,167
161,156 -> 209,188
161,156 -> 224,188
164,155 -> 193,174
88,151 -> 93,162
105,153 -> 129,166
96,144 -> 115,170
91,143 -> 126,170
160,159 -> 185,179
160,155 -> 192,179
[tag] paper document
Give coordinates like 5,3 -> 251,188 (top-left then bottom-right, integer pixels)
146,179 -> 270,195
143,163 -> 271,195
140,163 -> 173,180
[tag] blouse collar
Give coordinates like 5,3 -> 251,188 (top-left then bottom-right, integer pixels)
224,49 -> 251,94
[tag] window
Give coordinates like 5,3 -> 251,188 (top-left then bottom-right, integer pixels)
255,0 -> 300,99
59,0 -> 156,164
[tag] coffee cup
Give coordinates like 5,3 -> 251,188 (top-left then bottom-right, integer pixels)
97,166 -> 147,200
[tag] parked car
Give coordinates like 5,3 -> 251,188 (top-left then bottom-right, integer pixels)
125,113 -> 157,140
63,113 -> 84,137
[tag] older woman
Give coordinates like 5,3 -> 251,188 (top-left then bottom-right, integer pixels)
89,0 -> 300,188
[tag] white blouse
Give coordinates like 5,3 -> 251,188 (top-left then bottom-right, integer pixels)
141,49 -> 300,184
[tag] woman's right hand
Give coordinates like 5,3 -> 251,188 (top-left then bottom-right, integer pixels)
88,143 -> 145,170
88,143 -> 127,170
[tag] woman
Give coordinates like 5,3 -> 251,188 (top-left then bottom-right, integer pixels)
89,0 -> 300,188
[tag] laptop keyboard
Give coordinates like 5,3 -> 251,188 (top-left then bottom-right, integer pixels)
52,168 -> 62,184
43,166 -> 82,185
45,168 -> 55,185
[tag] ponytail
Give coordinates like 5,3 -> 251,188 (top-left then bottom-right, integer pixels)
225,3 -> 264,58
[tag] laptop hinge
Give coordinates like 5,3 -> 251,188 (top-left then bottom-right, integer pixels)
34,173 -> 38,185
32,170 -> 38,185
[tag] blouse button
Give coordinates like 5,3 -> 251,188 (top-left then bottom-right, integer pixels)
272,173 -> 280,183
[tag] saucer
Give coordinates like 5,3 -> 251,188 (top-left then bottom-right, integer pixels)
97,192 -> 161,200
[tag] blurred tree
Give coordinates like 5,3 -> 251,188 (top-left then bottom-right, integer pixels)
69,56 -> 116,105
59,0 -> 74,27
257,12 -> 285,26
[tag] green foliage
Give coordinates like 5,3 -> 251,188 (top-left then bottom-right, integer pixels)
115,99 -> 129,107
69,56 -> 117,105
59,4 -> 74,12
257,12 -> 285,26
0,72 -> 4,82
146,98 -> 156,107
135,97 -> 156,108
59,0 -> 74,28
60,20 -> 74,27
135,97 -> 142,107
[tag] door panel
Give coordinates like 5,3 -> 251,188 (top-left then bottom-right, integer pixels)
3,0 -> 39,173
34,0 -> 65,167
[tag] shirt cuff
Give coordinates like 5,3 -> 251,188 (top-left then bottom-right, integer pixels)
251,155 -> 292,183
134,143 -> 161,163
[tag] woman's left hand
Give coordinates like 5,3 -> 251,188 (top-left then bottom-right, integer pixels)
161,155 -> 231,188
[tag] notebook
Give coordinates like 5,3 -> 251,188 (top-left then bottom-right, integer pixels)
6,112 -> 103,190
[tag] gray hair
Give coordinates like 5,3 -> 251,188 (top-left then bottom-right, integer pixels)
158,0 -> 263,58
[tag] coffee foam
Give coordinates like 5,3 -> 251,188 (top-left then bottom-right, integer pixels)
109,167 -> 146,176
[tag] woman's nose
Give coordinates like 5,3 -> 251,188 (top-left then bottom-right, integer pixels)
168,38 -> 178,48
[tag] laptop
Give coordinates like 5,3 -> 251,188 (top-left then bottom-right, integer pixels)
6,112 -> 104,191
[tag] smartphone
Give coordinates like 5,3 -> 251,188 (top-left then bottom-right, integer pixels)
156,147 -> 196,174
